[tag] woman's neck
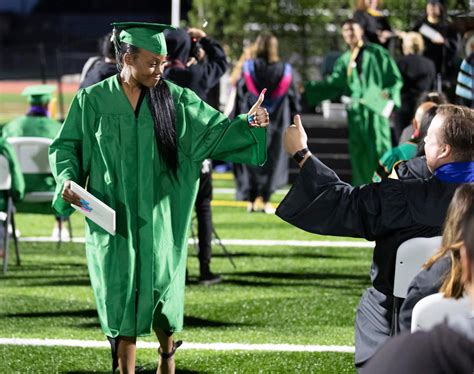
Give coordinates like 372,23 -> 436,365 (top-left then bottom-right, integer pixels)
427,15 -> 439,24
120,72 -> 141,93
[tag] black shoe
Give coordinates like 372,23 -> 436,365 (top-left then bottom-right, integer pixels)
198,272 -> 222,285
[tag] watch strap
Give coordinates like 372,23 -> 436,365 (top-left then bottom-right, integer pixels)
293,147 -> 309,163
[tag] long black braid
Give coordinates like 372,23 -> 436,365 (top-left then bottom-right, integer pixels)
112,28 -> 178,176
147,81 -> 178,176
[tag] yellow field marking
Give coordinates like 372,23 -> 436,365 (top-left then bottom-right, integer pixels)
211,200 -> 247,207
212,173 -> 234,180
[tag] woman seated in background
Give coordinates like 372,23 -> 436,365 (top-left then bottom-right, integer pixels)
394,32 -> 436,140
399,183 -> 474,331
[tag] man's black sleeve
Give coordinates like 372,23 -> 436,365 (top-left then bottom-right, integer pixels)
276,156 -> 414,241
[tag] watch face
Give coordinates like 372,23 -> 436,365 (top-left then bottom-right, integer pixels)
293,148 -> 308,163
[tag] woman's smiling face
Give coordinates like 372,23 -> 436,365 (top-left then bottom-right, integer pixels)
128,48 -> 168,88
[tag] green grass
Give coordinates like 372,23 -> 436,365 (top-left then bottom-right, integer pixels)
0,346 -> 355,373
0,203 -> 372,372
13,183 -> 365,242
0,242 -> 370,345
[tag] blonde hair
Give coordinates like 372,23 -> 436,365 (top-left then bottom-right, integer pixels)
424,184 -> 474,298
402,32 -> 425,55
436,104 -> 474,119
229,43 -> 256,86
254,32 -> 280,64
355,0 -> 383,11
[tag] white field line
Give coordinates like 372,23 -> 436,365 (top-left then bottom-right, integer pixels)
20,237 -> 374,248
0,338 -> 354,353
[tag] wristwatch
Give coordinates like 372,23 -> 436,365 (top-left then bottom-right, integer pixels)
293,147 -> 309,163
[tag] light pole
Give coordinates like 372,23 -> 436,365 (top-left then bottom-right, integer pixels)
171,0 -> 181,27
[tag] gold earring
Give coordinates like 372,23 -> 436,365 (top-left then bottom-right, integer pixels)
122,65 -> 131,83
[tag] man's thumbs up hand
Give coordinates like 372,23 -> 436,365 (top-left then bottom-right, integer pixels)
284,114 -> 309,156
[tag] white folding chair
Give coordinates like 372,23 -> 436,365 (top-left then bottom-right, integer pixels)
0,154 -> 20,274
411,292 -> 472,332
7,137 -> 73,246
390,236 -> 442,335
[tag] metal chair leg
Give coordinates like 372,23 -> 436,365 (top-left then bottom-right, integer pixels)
2,199 -> 12,274
9,199 -> 20,266
390,296 -> 400,336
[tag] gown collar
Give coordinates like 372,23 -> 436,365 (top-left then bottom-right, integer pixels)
115,74 -> 147,117
434,161 -> 474,183
27,106 -> 49,117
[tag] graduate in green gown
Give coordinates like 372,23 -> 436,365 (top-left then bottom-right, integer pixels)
2,85 -> 64,237
2,85 -> 61,194
2,85 -> 60,139
49,22 -> 269,374
304,19 -> 403,185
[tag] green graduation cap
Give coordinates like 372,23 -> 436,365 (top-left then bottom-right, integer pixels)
21,84 -> 56,106
111,22 -> 176,55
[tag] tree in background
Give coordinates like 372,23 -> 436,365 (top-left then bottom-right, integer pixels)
188,0 -> 468,81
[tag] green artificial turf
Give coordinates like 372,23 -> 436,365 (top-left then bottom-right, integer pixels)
0,242 -> 371,345
14,193 -> 366,242
0,131 -> 370,372
0,234 -> 371,372
0,345 -> 355,373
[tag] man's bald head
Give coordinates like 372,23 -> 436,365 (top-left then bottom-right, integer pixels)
414,101 -> 437,129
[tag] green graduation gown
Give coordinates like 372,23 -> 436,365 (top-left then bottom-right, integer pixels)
305,43 -> 403,185
0,138 -> 25,211
49,75 -> 266,337
2,115 -> 61,139
2,115 -> 61,194
372,141 -> 417,182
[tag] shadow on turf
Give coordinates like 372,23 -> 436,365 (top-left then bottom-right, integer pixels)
219,270 -> 369,289
5,308 -> 98,319
66,369 -> 200,374
184,315 -> 246,328
19,277 -> 91,287
10,263 -> 86,271
5,309 -> 243,329
211,251 -> 355,260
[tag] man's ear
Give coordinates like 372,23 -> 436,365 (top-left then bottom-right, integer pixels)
439,143 -> 452,160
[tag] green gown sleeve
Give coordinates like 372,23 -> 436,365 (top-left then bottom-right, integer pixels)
0,139 -> 25,203
48,91 -> 94,216
1,119 -> 18,139
304,55 -> 348,106
179,87 -> 267,165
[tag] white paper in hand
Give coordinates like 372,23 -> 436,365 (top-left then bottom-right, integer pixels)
70,181 -> 116,235
382,100 -> 395,118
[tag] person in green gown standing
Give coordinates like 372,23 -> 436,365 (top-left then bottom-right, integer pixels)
49,22 -> 269,374
304,19 -> 403,185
